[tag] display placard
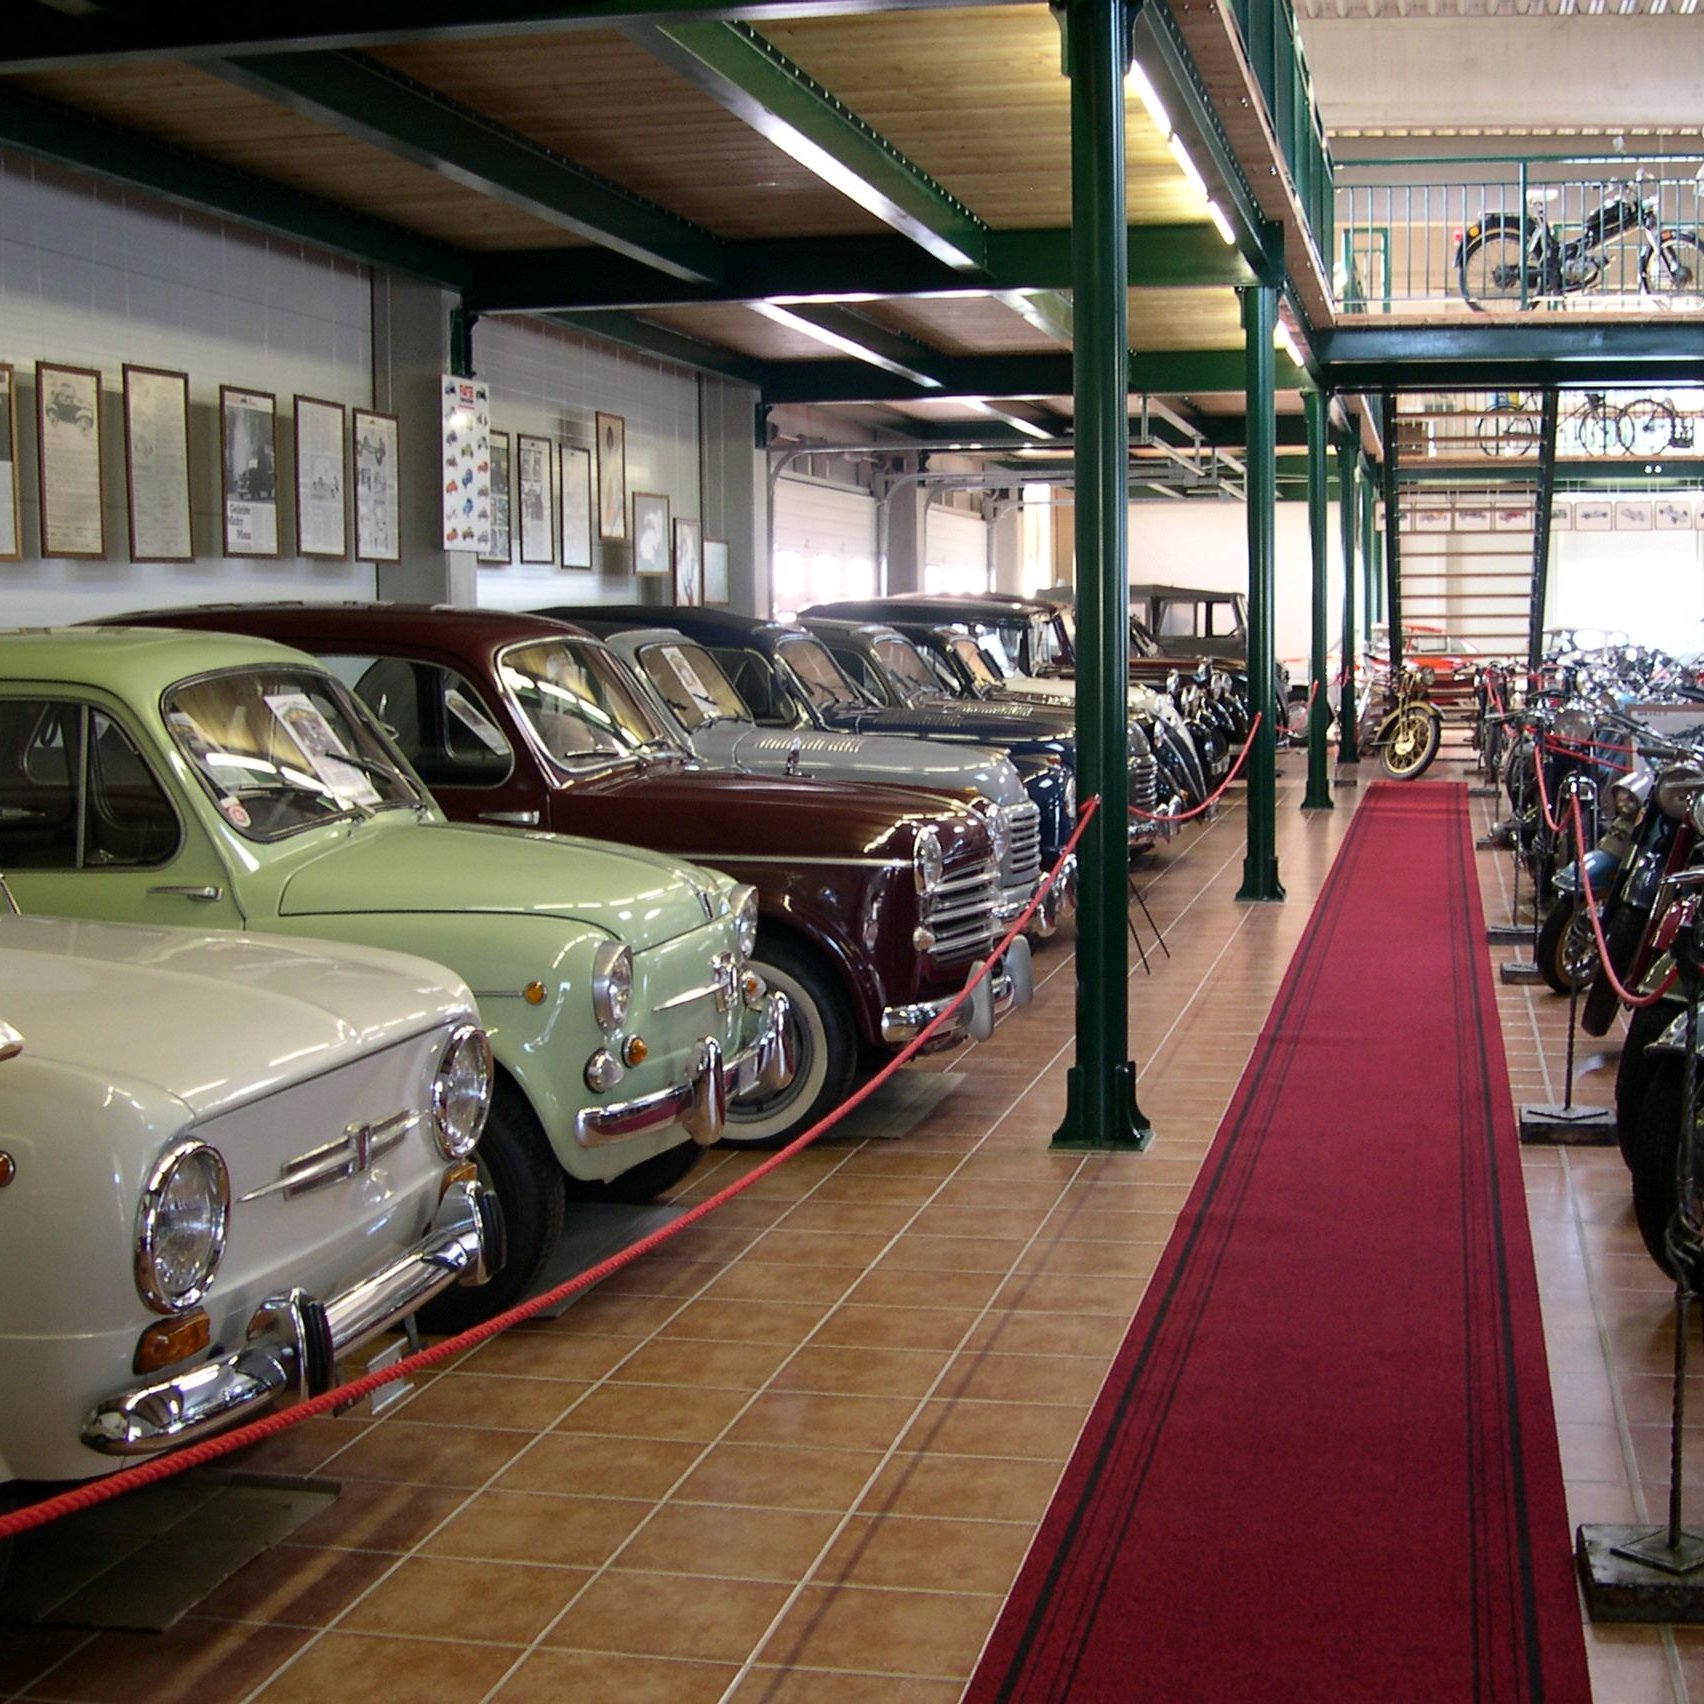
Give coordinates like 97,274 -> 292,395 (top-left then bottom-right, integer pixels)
440,375 -> 491,555
517,433 -> 554,564
353,408 -> 400,563
294,396 -> 347,559
596,411 -> 626,541
480,431 -> 512,565
37,361 -> 105,560
123,365 -> 193,563
220,384 -> 279,557
560,444 -> 592,569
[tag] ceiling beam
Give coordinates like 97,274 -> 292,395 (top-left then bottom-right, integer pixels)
748,303 -> 946,387
1321,325 -> 1704,391
550,312 -> 765,381
209,51 -> 722,282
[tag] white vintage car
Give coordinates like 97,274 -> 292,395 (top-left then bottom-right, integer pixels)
0,910 -> 501,1485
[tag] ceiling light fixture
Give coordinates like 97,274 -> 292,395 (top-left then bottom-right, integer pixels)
750,303 -> 943,387
1124,62 -> 1172,137
959,397 -> 1059,440
1168,135 -> 1209,204
1205,199 -> 1237,245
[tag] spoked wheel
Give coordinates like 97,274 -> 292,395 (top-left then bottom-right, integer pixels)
1458,223 -> 1533,310
1629,1054 -> 1704,1281
1535,895 -> 1600,995
1477,405 -> 1539,458
1623,396 -> 1680,458
1641,230 -> 1704,298
1379,707 -> 1442,780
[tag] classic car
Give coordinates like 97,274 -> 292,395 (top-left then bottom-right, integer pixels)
0,907 -> 499,1483
0,627 -> 789,1323
113,603 -> 1030,1148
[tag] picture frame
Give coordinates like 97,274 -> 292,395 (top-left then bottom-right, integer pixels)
596,411 -> 627,541
632,490 -> 670,576
0,364 -> 25,561
560,444 -> 592,570
1656,498 -> 1694,532
480,431 -> 512,564
36,361 -> 106,560
352,408 -> 401,563
1615,499 -> 1654,532
1490,502 -> 1533,533
220,384 -> 279,557
517,433 -> 554,564
673,516 -> 703,605
123,366 -> 193,563
1549,499 -> 1572,531
1575,500 -> 1612,532
439,375 -> 491,556
703,537 -> 730,606
294,395 -> 347,559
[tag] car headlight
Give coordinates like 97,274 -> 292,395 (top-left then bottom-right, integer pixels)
590,940 -> 633,1031
728,883 -> 759,958
135,1140 -> 229,1315
974,800 -> 1010,864
913,826 -> 944,895
432,1024 -> 493,1159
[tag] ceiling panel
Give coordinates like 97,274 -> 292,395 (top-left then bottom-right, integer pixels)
639,304 -> 844,360
859,295 -> 1063,354
1128,287 -> 1247,350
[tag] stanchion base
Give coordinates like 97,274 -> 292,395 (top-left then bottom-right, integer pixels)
1333,770 -> 1360,789
1499,959 -> 1544,985
1468,785 -> 1499,799
1578,1524 -> 1704,1621
1520,1103 -> 1616,1145
1486,923 -> 1530,945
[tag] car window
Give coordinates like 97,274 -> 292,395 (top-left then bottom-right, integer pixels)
873,637 -> 940,703
327,653 -> 515,790
826,645 -> 888,704
1158,602 -> 1200,639
713,649 -> 784,724
777,637 -> 865,713
499,639 -> 672,769
949,635 -> 1003,687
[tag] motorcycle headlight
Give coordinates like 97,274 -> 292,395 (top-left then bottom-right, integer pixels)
135,1140 -> 229,1315
913,826 -> 944,896
590,940 -> 633,1031
432,1024 -> 493,1159
1553,708 -> 1592,746
728,883 -> 759,958
1657,764 -> 1704,823
1692,791 -> 1704,840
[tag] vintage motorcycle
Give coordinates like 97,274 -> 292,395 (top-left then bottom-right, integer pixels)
1364,665 -> 1444,781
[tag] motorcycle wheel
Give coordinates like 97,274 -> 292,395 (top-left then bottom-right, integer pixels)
1535,896 -> 1600,995
1640,230 -> 1703,297
1617,998 -> 1680,1167
1628,1054 -> 1704,1282
1457,221 -> 1535,311
1379,707 -> 1442,781
1580,903 -> 1648,1037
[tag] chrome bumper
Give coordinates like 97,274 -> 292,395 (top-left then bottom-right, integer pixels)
574,989 -> 794,1148
1017,858 -> 1077,939
881,936 -> 1034,1049
82,1178 -> 499,1457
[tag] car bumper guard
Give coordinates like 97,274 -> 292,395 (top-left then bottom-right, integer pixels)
880,936 -> 1034,1049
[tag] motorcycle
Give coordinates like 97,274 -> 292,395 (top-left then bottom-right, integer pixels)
1366,665 -> 1444,781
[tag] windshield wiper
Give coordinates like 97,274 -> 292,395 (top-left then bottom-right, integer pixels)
328,750 -> 427,811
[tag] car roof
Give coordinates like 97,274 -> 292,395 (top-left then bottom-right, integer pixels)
0,624 -> 319,684
109,601 -> 599,650
532,604 -> 795,641
1127,584 -> 1244,601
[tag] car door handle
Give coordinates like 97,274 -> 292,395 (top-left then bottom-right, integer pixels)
478,811 -> 540,827
147,885 -> 223,902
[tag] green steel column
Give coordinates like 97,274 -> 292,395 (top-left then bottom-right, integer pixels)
1380,390 -> 1403,678
1336,433 -> 1359,764
1528,387 -> 1560,673
1050,0 -> 1148,1152
1237,283 -> 1284,902
1360,460 -> 1377,643
1302,390 -> 1333,810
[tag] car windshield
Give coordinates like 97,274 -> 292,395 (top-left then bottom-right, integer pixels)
636,640 -> 752,732
1129,618 -> 1162,658
499,639 -> 675,768
872,636 -> 942,705
778,635 -> 867,712
949,634 -> 1004,688
1027,614 -> 1068,669
164,667 -> 419,840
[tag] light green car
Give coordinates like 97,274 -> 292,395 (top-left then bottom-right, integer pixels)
0,628 -> 791,1323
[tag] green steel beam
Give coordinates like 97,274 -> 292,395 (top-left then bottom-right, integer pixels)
1336,433 -> 1360,764
624,20 -> 986,271
550,312 -> 766,381
211,51 -> 722,282
1302,389 -> 1332,810
1396,460 -> 1704,489
1529,389 -> 1561,674
748,303 -> 946,387
999,290 -> 1074,345
0,83 -> 471,287
1322,325 -> 1704,391
1380,390 -> 1403,676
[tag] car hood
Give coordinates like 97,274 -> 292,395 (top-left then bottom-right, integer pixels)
275,818 -> 726,945
0,913 -> 472,1120
727,727 -> 1028,806
840,705 -> 1073,754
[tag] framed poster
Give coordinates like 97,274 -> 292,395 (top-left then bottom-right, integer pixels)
1491,502 -> 1533,533
353,408 -> 401,563
480,431 -> 512,564
1575,500 -> 1612,532
1615,499 -> 1654,532
517,433 -> 554,564
220,385 -> 279,557
632,491 -> 670,576
1455,505 -> 1490,532
1549,499 -> 1572,531
0,364 -> 24,560
1412,505 -> 1450,532
596,411 -> 626,541
673,516 -> 702,605
440,375 -> 491,555
36,361 -> 105,560
1656,498 -> 1694,532
703,537 -> 729,606
560,444 -> 592,569
294,396 -> 347,559
123,366 -> 193,562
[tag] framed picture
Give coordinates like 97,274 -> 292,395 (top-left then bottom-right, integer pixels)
1455,505 -> 1490,532
220,384 -> 279,557
480,431 -> 512,564
1549,499 -> 1572,531
673,516 -> 703,605
1491,502 -> 1533,533
440,375 -> 491,556
703,537 -> 729,606
633,491 -> 670,576
596,411 -> 626,541
353,408 -> 401,563
517,433 -> 554,564
1412,505 -> 1450,532
1615,499 -> 1654,531
294,396 -> 347,559
36,361 -> 105,560
1575,500 -> 1612,532
1656,498 -> 1694,532
0,364 -> 24,561
123,366 -> 193,563
560,444 -> 592,570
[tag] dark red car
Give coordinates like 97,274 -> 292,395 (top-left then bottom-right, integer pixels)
110,603 -> 1033,1147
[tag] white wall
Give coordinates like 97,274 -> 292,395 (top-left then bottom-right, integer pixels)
0,153 -> 376,625
925,504 -> 990,593
772,475 -> 877,616
1547,516 -> 1704,651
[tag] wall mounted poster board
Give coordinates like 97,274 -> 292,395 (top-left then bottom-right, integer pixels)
1615,500 -> 1654,531
1656,498 -> 1695,531
517,434 -> 554,564
596,411 -> 626,541
353,408 -> 400,562
36,362 -> 105,560
220,385 -> 279,557
440,375 -> 491,555
560,444 -> 592,569
1549,500 -> 1572,530
633,491 -> 670,576
294,396 -> 347,559
123,365 -> 193,563
673,516 -> 702,604
480,432 -> 512,564
0,364 -> 24,560
703,537 -> 729,606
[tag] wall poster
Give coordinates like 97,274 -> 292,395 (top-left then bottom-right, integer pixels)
673,516 -> 702,605
517,433 -> 554,564
1656,498 -> 1695,532
294,395 -> 347,559
479,431 -> 512,565
353,408 -> 400,562
596,411 -> 626,541
560,444 -> 592,569
123,366 -> 193,563
632,490 -> 670,577
1615,499 -> 1654,532
0,364 -> 22,561
220,384 -> 279,557
703,538 -> 729,606
440,375 -> 491,555
36,361 -> 105,560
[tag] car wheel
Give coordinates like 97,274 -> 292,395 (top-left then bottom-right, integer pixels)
565,1138 -> 702,1205
418,1085 -> 565,1333
724,932 -> 857,1148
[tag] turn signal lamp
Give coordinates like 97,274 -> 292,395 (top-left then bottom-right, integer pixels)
133,1309 -> 211,1373
440,1161 -> 479,1198
621,1035 -> 649,1068
523,981 -> 548,1006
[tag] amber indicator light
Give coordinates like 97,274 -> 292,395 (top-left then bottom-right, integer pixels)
134,1310 -> 211,1373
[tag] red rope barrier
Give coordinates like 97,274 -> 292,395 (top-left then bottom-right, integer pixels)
1531,741 -> 1565,836
1307,679 -> 1320,709
1538,732 -> 1638,764
1567,792 -> 1677,1012
0,797 -> 1102,1541
1131,712 -> 1263,825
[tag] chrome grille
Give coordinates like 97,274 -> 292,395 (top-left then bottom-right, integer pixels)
1129,755 -> 1159,816
923,855 -> 1000,964
1001,800 -> 1043,892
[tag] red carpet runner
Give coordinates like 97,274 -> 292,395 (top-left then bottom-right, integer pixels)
968,783 -> 1591,1703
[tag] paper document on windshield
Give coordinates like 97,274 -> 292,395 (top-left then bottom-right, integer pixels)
265,691 -> 382,806
660,645 -> 722,719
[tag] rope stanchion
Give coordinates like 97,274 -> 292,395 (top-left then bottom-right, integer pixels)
1131,711 -> 1263,825
1531,741 -> 1565,837
0,798 -> 1103,1542
1570,792 -> 1678,1012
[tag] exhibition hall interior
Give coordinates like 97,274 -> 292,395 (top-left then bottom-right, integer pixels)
1,1 -> 1703,1699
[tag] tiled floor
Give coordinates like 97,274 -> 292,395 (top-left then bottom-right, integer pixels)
5,752 -> 1696,1701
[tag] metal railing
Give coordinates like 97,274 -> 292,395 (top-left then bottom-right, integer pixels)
1390,387 -> 1704,462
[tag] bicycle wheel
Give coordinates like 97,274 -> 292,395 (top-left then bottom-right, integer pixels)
1623,396 -> 1679,458
1641,230 -> 1704,297
1476,405 -> 1539,458
1572,402 -> 1630,458
1457,219 -> 1534,310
